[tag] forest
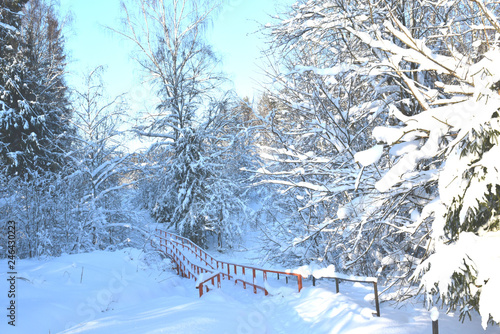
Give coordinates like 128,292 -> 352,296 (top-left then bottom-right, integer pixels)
1,0 -> 500,329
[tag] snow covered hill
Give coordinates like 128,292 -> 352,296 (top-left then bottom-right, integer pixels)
0,248 -> 498,334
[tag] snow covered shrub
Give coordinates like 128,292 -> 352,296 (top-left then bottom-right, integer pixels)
0,171 -> 77,258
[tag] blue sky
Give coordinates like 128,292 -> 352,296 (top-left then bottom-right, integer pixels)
60,0 -> 294,104
207,0 -> 293,97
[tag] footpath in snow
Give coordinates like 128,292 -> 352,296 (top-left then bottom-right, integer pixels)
0,248 -> 499,334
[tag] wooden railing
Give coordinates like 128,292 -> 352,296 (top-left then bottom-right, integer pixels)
197,272 -> 222,296
157,234 -> 214,280
311,275 -> 380,317
167,238 -> 215,270
155,229 -> 272,296
153,228 -> 303,296
154,228 -> 380,315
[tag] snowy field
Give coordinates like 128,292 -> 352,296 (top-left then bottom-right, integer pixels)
1,248 -> 499,334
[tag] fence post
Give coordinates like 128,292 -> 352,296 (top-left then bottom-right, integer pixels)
335,278 -> 340,293
373,281 -> 380,317
432,320 -> 439,334
312,276 -> 316,286
253,269 -> 257,294
431,307 -> 439,334
298,275 -> 303,292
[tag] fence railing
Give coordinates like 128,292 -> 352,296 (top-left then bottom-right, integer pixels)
154,228 -> 379,315
197,272 -> 222,296
157,234 -> 214,279
153,228 -> 303,296
155,229 -> 271,297
156,229 -> 380,317
311,274 -> 380,317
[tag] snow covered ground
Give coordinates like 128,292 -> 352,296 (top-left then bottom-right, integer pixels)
1,247 -> 499,334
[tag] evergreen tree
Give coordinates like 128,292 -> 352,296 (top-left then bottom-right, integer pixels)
415,79 -> 500,327
0,0 -> 70,176
0,0 -> 29,174
153,126 -> 210,245
21,0 -> 71,172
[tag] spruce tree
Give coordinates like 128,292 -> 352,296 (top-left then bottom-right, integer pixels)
21,0 -> 71,173
0,0 -> 70,176
153,127 -> 211,245
0,0 -> 29,174
419,81 -> 500,324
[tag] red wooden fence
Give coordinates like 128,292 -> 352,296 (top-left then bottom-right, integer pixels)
153,228 -> 303,297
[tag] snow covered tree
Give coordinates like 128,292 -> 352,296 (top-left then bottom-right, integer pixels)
416,81 -> 500,327
68,67 -> 135,251
117,0 -> 254,246
330,0 -> 500,326
20,0 -> 71,170
0,0 -> 76,258
0,0 -> 71,176
117,0 -> 219,241
117,0 -> 222,142
151,126 -> 211,244
258,0 -> 394,272
201,96 -> 259,248
0,0 -> 29,174
261,2 -> 500,323
148,95 -> 256,247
